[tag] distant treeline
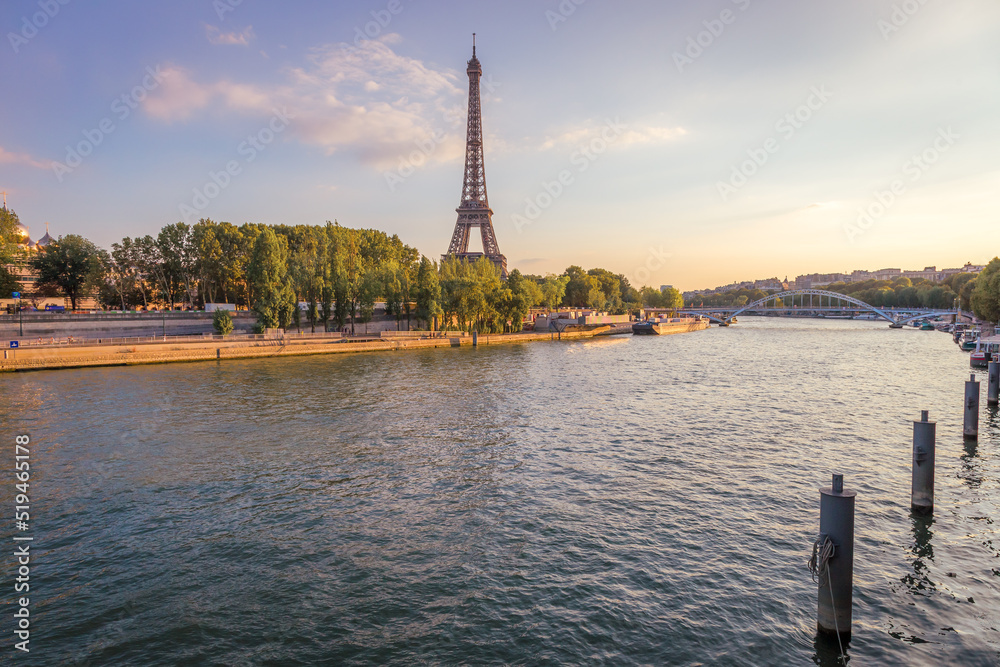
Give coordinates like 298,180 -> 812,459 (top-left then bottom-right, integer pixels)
687,268 -> 1000,322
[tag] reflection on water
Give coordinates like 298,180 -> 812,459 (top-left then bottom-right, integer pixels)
2,317 -> 999,666
961,439 -> 981,488
902,511 -> 936,595
812,632 -> 852,667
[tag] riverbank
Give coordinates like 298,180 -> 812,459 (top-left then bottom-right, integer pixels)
0,327 -> 604,372
0,319 -> 711,373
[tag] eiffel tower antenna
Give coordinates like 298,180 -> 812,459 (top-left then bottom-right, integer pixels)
443,36 -> 507,278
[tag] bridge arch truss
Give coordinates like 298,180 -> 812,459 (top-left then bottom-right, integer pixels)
678,289 -> 954,326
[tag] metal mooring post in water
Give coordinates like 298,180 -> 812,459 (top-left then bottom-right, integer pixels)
988,361 -> 999,407
911,411 -> 936,514
813,473 -> 855,643
964,373 -> 980,439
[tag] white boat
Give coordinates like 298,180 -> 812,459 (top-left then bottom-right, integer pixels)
970,335 -> 1000,368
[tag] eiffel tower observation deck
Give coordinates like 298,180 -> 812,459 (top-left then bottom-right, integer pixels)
443,35 -> 507,279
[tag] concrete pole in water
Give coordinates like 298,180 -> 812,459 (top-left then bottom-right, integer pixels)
818,473 -> 855,641
911,410 -> 935,513
964,373 -> 980,439
472,330 -> 478,346
988,360 -> 999,407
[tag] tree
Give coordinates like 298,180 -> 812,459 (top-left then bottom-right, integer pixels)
0,266 -> 17,299
661,286 -> 683,311
415,256 -> 442,330
468,257 -> 504,332
586,280 -> 606,310
922,285 -> 956,309
213,309 -> 234,335
288,227 -> 328,333
0,207 -> 25,297
192,219 -> 224,306
540,274 -> 569,309
247,228 -> 295,329
236,223 -> 263,308
639,286 -> 663,308
379,259 -> 404,330
503,269 -> 531,332
439,256 -> 503,333
214,222 -> 248,305
108,237 -> 149,308
944,271 -> 977,297
588,268 -> 623,313
31,234 -> 102,310
135,234 -> 168,307
970,257 -> 1000,322
398,253 -> 417,330
156,222 -> 195,308
618,274 -> 640,307
332,230 -> 363,333
562,265 -> 591,307
356,265 -> 380,334
95,248 -> 128,310
960,277 -> 976,312
520,277 -> 544,309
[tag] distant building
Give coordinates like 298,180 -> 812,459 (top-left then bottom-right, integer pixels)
940,263 -> 983,278
872,268 -> 902,281
847,270 -> 872,282
693,262 -> 984,298
794,273 -> 848,289
753,278 -> 784,291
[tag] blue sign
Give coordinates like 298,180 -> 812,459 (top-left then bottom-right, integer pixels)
10,341 -> 18,348
11,292 -> 19,299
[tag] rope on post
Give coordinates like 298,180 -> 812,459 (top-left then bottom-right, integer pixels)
808,534 -> 835,583
808,534 -> 846,663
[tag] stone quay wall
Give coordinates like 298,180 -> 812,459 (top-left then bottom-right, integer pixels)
0,312 -> 257,339
0,327 -> 636,373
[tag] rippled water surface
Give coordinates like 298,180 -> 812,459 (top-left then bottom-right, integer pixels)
2,318 -> 998,665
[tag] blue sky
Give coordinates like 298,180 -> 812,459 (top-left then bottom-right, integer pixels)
1,0 -> 998,290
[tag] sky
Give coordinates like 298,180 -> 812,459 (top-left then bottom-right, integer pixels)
1,0 -> 998,291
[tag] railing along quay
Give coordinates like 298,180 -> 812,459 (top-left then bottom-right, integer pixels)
8,330 -> 472,349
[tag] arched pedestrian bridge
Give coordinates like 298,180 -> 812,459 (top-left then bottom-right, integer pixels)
677,289 -> 963,326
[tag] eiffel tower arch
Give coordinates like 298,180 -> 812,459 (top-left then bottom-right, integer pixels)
443,35 -> 508,279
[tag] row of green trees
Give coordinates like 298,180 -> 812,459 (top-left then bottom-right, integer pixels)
1,209 -> 691,332
821,276 -> 968,310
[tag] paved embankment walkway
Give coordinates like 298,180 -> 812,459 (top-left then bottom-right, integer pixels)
0,327 -> 624,372
0,320 -> 713,373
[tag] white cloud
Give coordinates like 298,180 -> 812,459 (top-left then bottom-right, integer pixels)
205,24 -> 255,46
142,36 -> 467,169
539,119 -> 687,151
141,37 -> 685,170
0,146 -> 50,169
618,125 -> 688,146
141,66 -> 215,122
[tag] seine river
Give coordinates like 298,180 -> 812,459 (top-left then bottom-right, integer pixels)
2,317 -> 998,665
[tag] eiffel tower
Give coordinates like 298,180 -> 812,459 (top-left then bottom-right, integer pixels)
443,35 -> 507,278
